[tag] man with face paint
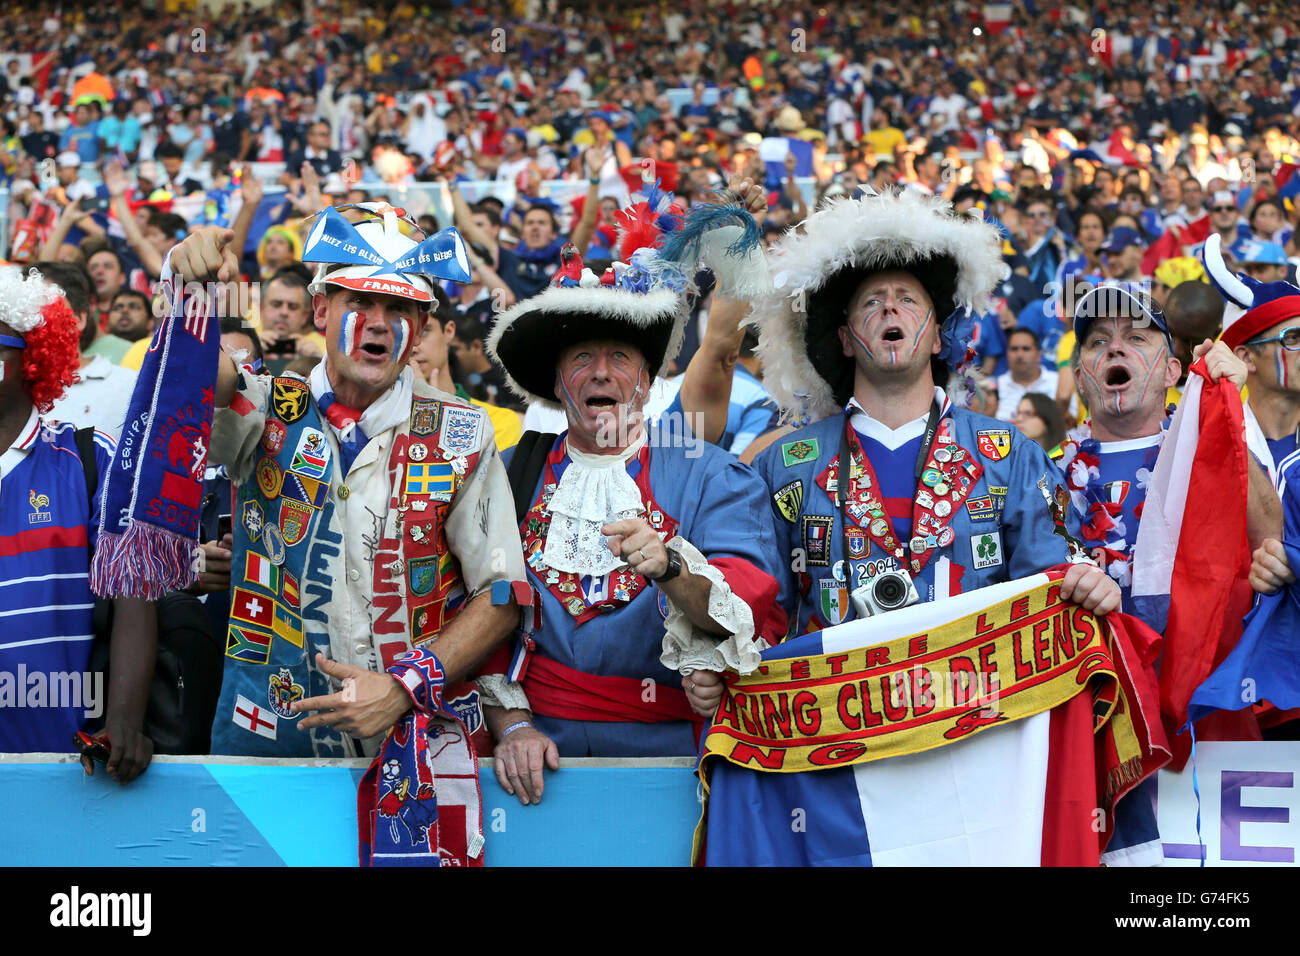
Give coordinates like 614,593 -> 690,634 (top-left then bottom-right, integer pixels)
738,188 -> 1120,640
168,204 -> 529,762
1063,283 -> 1278,601
481,216 -> 785,805
707,187 -> 1155,866
1214,256 -> 1300,486
1060,281 -> 1282,864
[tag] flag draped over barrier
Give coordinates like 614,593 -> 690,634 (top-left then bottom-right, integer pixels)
695,573 -> 1169,866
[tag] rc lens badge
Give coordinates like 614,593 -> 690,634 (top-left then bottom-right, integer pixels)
976,429 -> 1011,461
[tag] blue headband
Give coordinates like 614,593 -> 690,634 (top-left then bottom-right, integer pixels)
0,335 -> 26,350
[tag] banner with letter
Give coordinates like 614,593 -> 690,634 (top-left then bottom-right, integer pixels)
696,573 -> 1170,866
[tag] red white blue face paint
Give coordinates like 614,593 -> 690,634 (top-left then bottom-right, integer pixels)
557,348 -> 645,435
1275,344 -> 1289,390
337,310 -> 367,357
390,318 -> 411,365
847,292 -> 932,366
1078,318 -> 1165,417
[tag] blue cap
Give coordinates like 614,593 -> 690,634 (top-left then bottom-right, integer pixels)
1071,282 -> 1171,343
1237,240 -> 1289,266
1101,226 -> 1146,253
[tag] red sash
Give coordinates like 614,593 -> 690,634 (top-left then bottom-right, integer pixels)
523,655 -> 700,724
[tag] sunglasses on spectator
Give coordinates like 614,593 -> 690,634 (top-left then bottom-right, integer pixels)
1026,210 -> 1053,219
1248,327 -> 1300,351
328,203 -> 424,239
1212,205 -> 1237,213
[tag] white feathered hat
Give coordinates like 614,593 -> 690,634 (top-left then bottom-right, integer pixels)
748,188 -> 1008,422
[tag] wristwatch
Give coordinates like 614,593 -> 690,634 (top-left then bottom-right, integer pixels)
655,546 -> 683,583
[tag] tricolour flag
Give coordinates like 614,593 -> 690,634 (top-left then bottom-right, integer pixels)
696,574 -> 1168,866
1131,360 -> 1260,768
245,551 -> 279,592
982,2 -> 1012,34
1188,448 -> 1300,724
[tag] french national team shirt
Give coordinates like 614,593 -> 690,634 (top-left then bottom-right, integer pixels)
0,411 -> 114,752
1077,434 -> 1160,610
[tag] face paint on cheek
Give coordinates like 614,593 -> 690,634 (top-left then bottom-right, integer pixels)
907,309 -> 934,360
1275,345 -> 1288,389
389,318 -> 411,364
337,310 -> 366,357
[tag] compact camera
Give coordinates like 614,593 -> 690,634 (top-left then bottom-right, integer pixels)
850,569 -> 920,618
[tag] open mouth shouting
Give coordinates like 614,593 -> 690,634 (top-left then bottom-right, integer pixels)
1104,365 -> 1133,390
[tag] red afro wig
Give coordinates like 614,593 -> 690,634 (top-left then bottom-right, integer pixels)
21,297 -> 82,413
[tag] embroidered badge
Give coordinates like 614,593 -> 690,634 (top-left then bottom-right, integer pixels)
27,489 -> 51,525
966,495 -> 995,520
281,472 -> 327,509
773,479 -> 804,523
255,456 -> 283,499
261,522 -> 287,564
845,526 -> 868,557
976,429 -> 1011,461
279,499 -> 313,546
819,579 -> 848,625
226,626 -> 272,664
988,485 -> 1008,513
241,500 -> 264,539
781,438 -> 820,467
439,404 -> 482,457
267,668 -> 304,719
406,462 -> 455,500
244,551 -> 280,592
407,556 -> 439,596
271,377 -> 310,423
971,531 -> 1003,569
802,514 -> 833,566
261,419 -> 287,454
411,398 -> 441,436
232,693 -> 277,739
290,428 -> 330,479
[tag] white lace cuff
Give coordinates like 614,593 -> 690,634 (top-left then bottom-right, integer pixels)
476,673 -> 532,712
659,536 -> 768,676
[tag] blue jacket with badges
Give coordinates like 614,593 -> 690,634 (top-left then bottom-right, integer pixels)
517,424 -> 783,758
752,407 -> 1082,637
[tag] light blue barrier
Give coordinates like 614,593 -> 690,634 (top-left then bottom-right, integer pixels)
5,743 -> 1297,865
0,755 -> 700,866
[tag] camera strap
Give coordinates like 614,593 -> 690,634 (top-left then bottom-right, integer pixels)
838,399 -> 942,587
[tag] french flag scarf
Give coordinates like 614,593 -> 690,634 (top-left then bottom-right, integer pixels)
358,647 -> 484,867
91,259 -> 217,598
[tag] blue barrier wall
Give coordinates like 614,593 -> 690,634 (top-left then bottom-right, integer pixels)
0,755 -> 701,867
3,743 -> 1298,866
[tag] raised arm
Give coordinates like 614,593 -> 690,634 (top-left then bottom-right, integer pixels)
103,162 -> 164,277
569,144 -> 608,256
228,169 -> 264,264
444,176 -> 495,253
